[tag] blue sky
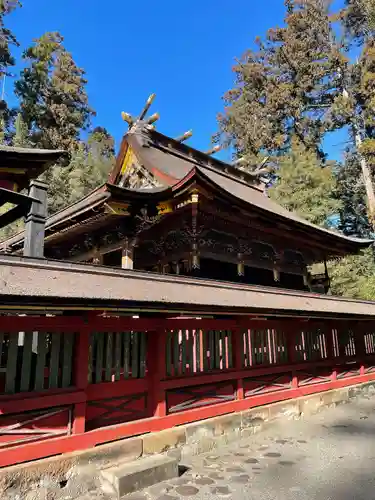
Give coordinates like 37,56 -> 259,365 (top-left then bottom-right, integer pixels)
7,0 -> 347,161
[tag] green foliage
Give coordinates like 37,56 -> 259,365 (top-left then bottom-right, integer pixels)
15,32 -> 94,151
342,0 -> 375,43
45,127 -> 115,215
216,0 -> 346,168
269,138 -> 342,227
0,0 -> 21,77
328,248 -> 375,299
336,151 -> 371,237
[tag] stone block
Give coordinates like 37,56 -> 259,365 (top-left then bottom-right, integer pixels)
241,407 -> 270,429
332,388 -> 349,404
143,428 -> 186,455
212,413 -> 242,436
76,436 -> 143,468
268,400 -> 300,420
101,455 -> 178,497
299,394 -> 323,416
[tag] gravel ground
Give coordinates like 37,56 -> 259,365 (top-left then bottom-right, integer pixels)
78,393 -> 375,500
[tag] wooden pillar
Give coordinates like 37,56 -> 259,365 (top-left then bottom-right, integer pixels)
286,324 -> 298,388
23,180 -> 48,258
191,192 -> 200,276
92,248 -> 103,265
237,253 -> 244,281
354,324 -> 366,375
121,237 -> 134,269
233,326 -> 244,400
72,322 -> 90,434
147,330 -> 167,417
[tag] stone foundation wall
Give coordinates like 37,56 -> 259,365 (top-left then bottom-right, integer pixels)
2,381 -> 375,499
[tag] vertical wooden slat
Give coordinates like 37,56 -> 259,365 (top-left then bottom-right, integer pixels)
20,332 -> 34,392
221,331 -> 227,370
5,332 -> 19,394
95,333 -> 104,383
132,331 -> 140,378
166,330 -> 172,376
0,332 -> 4,368
181,330 -> 186,375
34,332 -> 47,392
62,333 -> 74,388
203,330 -> 208,371
139,332 -> 146,378
173,330 -> 180,376
209,330 -> 215,370
123,331 -> 130,378
227,330 -> 233,368
243,330 -> 248,367
214,330 -> 220,369
49,332 -> 61,389
104,333 -> 113,382
88,332 -> 94,384
114,332 -> 121,381
196,330 -> 201,373
188,330 -> 194,373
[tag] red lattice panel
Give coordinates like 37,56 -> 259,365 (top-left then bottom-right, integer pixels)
364,365 -> 375,374
86,392 -> 148,431
0,406 -> 71,449
244,373 -> 292,397
166,382 -> 235,414
297,368 -> 332,387
336,364 -> 361,379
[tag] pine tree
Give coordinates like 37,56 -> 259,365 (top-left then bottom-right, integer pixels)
0,0 -> 21,142
15,32 -> 94,151
268,138 -> 342,226
336,150 -> 371,237
342,0 -> 375,44
216,0 -> 346,169
67,128 -> 115,205
0,0 -> 21,77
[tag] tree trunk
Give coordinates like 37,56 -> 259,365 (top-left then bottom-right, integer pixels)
356,133 -> 375,229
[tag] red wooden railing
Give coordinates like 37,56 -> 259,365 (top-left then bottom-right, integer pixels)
0,314 -> 374,468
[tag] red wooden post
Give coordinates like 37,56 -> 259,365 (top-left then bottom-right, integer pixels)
147,328 -> 167,417
286,323 -> 298,389
354,324 -> 366,376
233,326 -> 244,400
323,322 -> 337,381
72,321 -> 90,434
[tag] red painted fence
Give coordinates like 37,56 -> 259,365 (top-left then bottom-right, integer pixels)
0,314 -> 374,468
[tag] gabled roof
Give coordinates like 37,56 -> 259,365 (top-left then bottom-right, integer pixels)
0,123 -> 373,255
0,145 -> 67,191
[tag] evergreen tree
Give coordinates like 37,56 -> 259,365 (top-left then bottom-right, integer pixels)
0,0 -> 21,141
328,248 -> 375,299
268,138 -> 342,226
15,32 -> 94,151
67,128 -> 115,204
216,0 -> 346,169
0,0 -> 21,77
342,0 -> 375,43
336,150 -> 371,237
45,128 -> 115,214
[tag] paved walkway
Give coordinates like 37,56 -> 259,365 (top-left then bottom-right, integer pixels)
80,393 -> 375,500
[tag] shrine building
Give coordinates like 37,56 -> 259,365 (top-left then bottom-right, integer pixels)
2,97 -> 375,475
0,99 -> 371,295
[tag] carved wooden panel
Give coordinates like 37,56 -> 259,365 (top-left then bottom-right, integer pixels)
244,373 -> 292,397
86,392 -> 148,430
166,381 -> 235,414
0,406 -> 72,448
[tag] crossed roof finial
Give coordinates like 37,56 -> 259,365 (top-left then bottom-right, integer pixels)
121,93 -> 159,129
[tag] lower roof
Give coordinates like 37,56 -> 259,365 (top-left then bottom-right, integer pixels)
1,255 -> 375,319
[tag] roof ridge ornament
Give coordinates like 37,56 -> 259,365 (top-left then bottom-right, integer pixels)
121,93 -> 160,131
